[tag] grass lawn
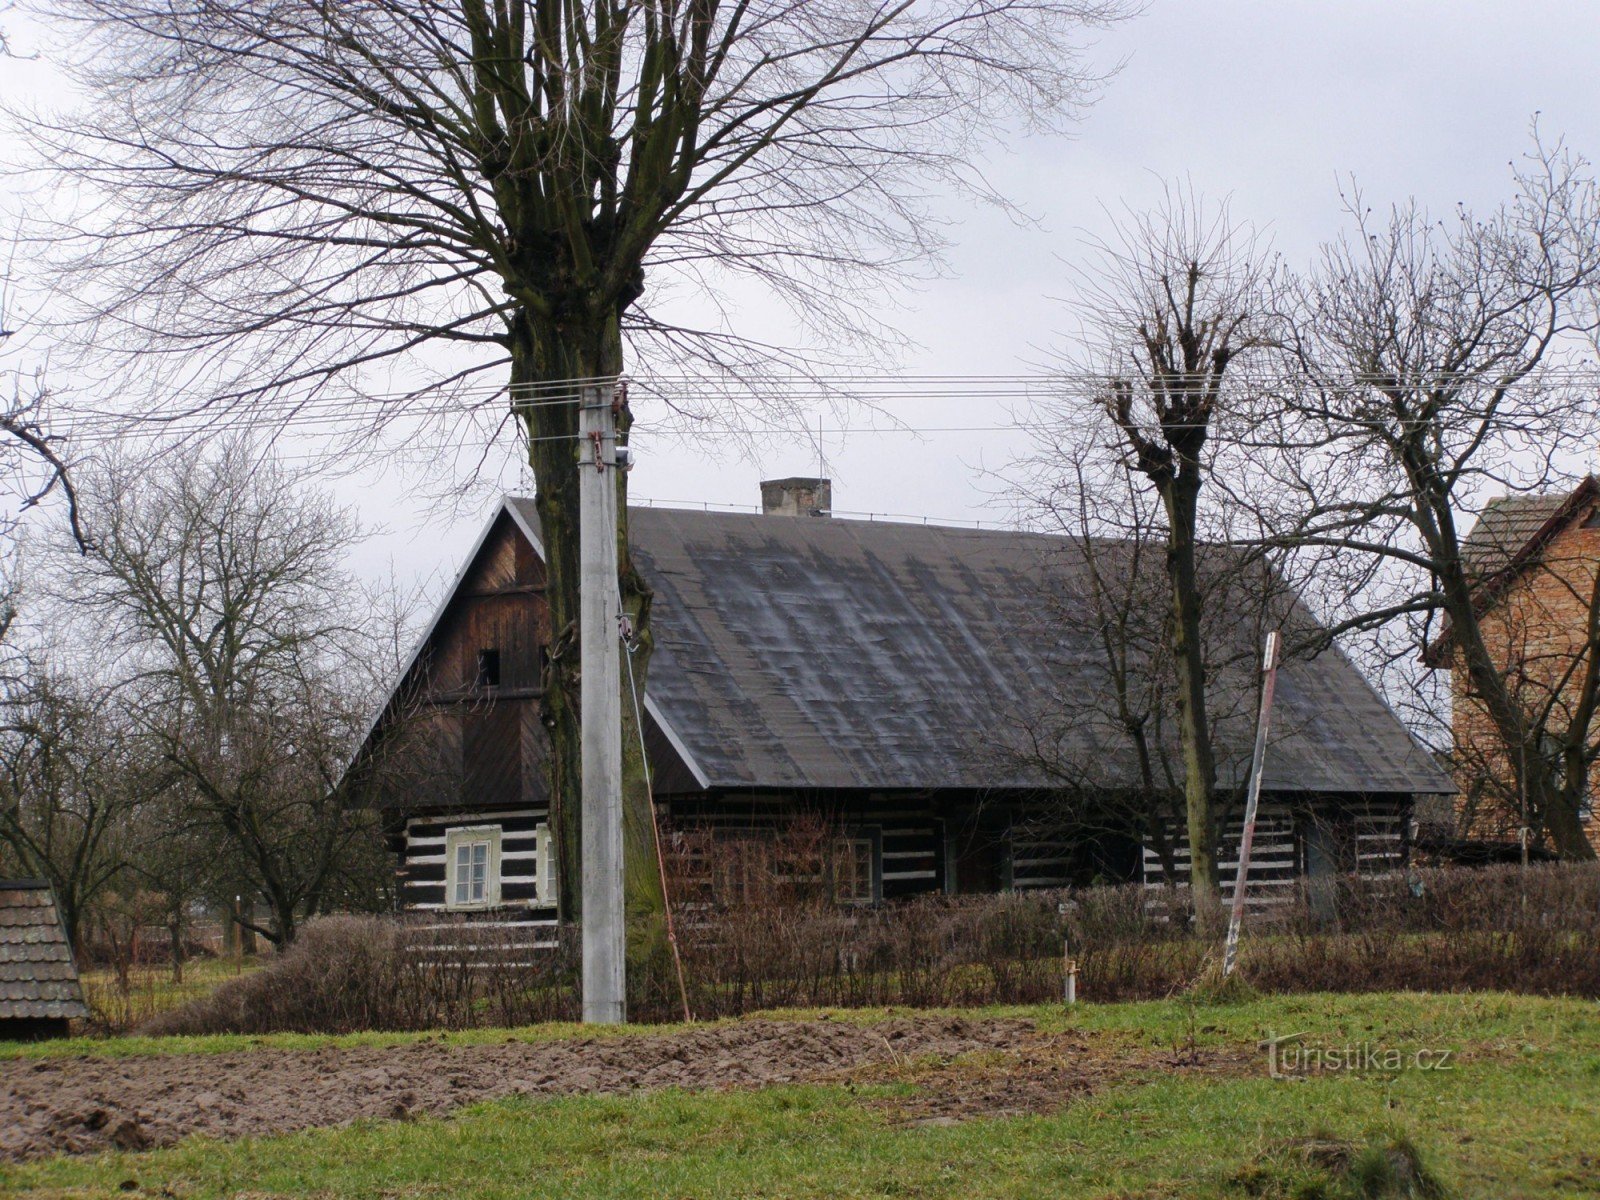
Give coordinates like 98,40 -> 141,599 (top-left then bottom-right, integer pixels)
2,992 -> 1597,1199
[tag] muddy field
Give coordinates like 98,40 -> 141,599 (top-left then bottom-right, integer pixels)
0,1016 -> 1236,1162
0,1016 -> 1014,1160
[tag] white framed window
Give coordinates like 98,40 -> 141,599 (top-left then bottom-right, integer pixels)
534,822 -> 557,907
832,833 -> 880,906
445,825 -> 502,910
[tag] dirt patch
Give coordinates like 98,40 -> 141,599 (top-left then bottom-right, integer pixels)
0,1015 -> 1040,1161
846,1029 -> 1255,1124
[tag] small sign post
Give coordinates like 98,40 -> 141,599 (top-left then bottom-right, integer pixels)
1222,631 -> 1283,979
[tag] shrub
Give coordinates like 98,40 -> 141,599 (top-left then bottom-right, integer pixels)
149,862 -> 1600,1035
146,915 -> 579,1035
642,862 -> 1600,1019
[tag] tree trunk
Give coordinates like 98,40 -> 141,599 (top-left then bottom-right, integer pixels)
267,890 -> 296,946
513,308 -> 666,990
1159,470 -> 1221,924
1430,514 -> 1597,863
1541,777 -> 1595,860
169,913 -> 184,985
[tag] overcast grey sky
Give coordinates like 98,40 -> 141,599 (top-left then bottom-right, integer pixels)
4,1 -> 1599,595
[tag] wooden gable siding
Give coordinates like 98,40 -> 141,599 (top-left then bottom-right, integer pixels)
425,512 -> 548,696
463,703 -> 523,809
381,511 -> 552,816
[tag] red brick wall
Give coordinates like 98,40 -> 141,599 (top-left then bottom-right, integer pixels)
1450,518 -> 1600,852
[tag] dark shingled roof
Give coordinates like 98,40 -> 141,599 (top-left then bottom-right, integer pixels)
532,502 -> 1449,797
0,880 -> 89,1022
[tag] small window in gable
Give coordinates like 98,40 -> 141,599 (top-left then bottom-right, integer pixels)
445,825 -> 501,910
477,649 -> 502,689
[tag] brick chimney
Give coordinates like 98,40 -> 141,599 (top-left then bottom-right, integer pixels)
760,477 -> 831,517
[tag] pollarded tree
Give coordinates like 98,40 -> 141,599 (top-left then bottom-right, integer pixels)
1048,192 -> 1283,913
20,0 -> 1138,948
1001,427 -> 1302,894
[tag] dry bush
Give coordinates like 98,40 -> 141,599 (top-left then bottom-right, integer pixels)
1243,863 -> 1600,997
642,848 -> 1600,1017
147,861 -> 1600,1035
146,915 -> 579,1035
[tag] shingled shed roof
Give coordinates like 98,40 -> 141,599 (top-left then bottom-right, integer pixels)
502,501 -> 1450,798
0,880 -> 89,1022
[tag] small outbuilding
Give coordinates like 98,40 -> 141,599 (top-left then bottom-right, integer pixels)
0,879 -> 89,1041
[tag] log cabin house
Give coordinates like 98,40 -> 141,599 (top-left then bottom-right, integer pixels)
357,481 -> 1450,940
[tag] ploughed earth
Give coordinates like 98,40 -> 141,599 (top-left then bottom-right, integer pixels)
0,1016 -> 1247,1160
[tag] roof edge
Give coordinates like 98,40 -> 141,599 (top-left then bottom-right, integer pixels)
1424,475 -> 1600,666
351,498 -> 530,769
354,495 -> 712,793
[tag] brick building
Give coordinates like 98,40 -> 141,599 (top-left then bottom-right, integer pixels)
1431,476 -> 1600,854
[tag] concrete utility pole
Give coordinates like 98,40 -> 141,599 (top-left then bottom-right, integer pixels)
579,382 -> 626,1023
1222,630 -> 1282,979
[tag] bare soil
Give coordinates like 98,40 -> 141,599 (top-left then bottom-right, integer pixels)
850,1028 -> 1253,1126
0,1016 -> 1009,1160
0,1016 -> 1251,1161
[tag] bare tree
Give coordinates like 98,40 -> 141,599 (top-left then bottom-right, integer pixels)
1003,409 -> 1306,903
998,438 -> 1185,877
0,663 -> 139,953
1046,192 -> 1282,912
0,272 -> 86,667
21,0 -> 1138,944
1277,135 -> 1600,861
66,441 -> 393,942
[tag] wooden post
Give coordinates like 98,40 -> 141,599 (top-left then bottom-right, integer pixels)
1059,900 -> 1078,1006
579,382 -> 626,1024
1222,631 -> 1283,979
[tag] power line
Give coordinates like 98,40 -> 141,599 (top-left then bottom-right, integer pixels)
40,366 -> 1600,452
50,365 -> 1600,423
